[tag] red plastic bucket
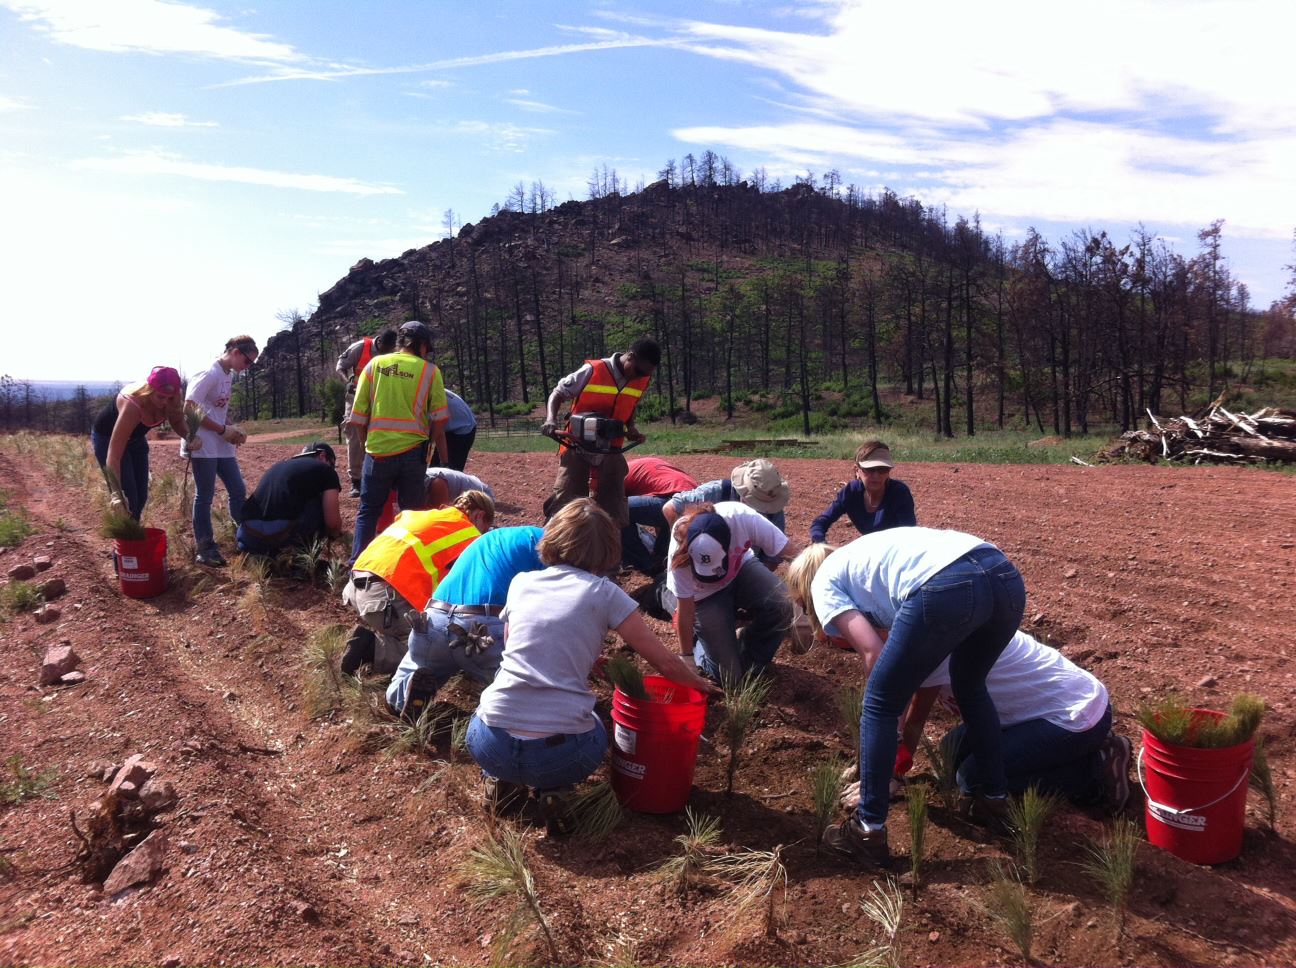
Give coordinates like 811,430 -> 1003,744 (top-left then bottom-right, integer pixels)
610,675 -> 707,813
1139,709 -> 1253,865
114,528 -> 168,599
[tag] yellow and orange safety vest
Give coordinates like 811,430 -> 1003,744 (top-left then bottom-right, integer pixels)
353,507 -> 481,610
566,358 -> 649,449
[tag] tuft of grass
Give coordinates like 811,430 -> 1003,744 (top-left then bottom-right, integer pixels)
906,782 -> 931,897
571,781 -> 625,841
923,733 -> 963,810
1008,786 -> 1058,885
385,703 -> 451,758
459,826 -> 560,964
51,517 -> 72,533
811,757 -> 845,847
303,624 -> 349,717
835,684 -> 864,760
982,861 -> 1035,963
0,755 -> 58,806
605,654 -> 650,700
0,581 -> 43,615
1079,819 -> 1140,939
0,509 -> 33,547
1251,737 -> 1278,833
449,715 -> 471,761
1138,692 -> 1265,748
654,807 -> 722,896
721,670 -> 774,795
858,877 -> 904,968
709,844 -> 787,938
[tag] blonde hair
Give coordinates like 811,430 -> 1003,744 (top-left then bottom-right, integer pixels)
452,489 -> 495,529
538,498 -> 620,575
785,543 -> 838,639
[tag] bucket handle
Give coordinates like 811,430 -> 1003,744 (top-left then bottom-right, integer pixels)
1136,747 -> 1250,817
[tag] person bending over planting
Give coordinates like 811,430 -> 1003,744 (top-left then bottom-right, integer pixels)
90,365 -> 188,521
620,456 -> 698,576
785,528 -> 1027,867
465,499 -> 717,835
387,525 -> 545,720
662,501 -> 794,685
341,491 -> 494,676
809,440 -> 916,544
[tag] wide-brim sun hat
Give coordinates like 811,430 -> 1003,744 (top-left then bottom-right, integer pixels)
731,458 -> 790,514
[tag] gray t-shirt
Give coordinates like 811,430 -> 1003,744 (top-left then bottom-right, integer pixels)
476,565 -> 637,735
425,467 -> 494,501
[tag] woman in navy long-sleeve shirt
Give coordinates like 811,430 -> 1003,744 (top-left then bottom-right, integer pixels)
810,440 -> 916,543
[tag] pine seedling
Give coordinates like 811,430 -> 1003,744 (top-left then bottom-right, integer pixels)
811,757 -> 846,848
449,715 -> 470,762
982,860 -> 1034,963
1251,737 -> 1278,833
710,845 -> 786,938
293,536 -> 329,582
922,733 -> 963,810
1008,786 -> 1058,885
906,782 -> 931,897
324,557 -> 350,593
459,826 -> 560,963
654,807 -> 722,896
836,684 -> 865,759
385,702 -> 449,758
1079,819 -> 1140,939
858,877 -> 904,968
571,781 -> 625,841
722,670 -> 774,794
303,625 -> 348,717
605,654 -> 650,700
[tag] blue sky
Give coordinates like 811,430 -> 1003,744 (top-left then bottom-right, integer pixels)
2,0 -> 1292,383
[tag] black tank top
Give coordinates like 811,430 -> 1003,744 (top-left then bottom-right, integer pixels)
91,394 -> 161,441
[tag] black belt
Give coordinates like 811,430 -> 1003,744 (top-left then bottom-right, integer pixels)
428,600 -> 504,618
350,572 -> 389,590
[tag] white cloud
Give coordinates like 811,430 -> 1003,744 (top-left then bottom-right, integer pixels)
505,97 -> 575,115
454,121 -> 552,153
119,111 -> 218,127
1,0 -> 302,61
509,88 -> 530,95
0,94 -> 32,112
70,150 -> 403,195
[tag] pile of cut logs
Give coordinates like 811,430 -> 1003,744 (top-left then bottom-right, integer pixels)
1103,402 -> 1296,465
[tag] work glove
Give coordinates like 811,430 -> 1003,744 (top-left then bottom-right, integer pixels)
220,424 -> 247,446
186,435 -> 203,453
540,420 -> 558,438
108,494 -> 130,518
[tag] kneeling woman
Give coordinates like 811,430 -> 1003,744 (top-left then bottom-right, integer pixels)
466,499 -> 717,833
787,530 -> 1027,866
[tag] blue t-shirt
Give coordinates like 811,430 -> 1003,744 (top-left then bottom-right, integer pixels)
810,477 -> 916,543
446,390 -> 477,434
434,526 -> 543,606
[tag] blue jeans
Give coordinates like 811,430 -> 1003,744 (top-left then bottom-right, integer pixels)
191,457 -> 246,549
945,704 -> 1112,803
856,546 -> 1026,826
236,501 -> 326,556
466,715 -> 606,791
350,442 -> 428,563
621,495 -> 670,575
386,608 -> 505,712
91,431 -> 149,520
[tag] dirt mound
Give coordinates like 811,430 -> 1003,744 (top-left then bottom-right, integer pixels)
2,440 -> 1294,966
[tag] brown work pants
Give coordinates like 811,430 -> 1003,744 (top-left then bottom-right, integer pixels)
548,448 -> 629,527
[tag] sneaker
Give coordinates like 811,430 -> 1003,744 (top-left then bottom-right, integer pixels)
631,578 -> 673,622
822,817 -> 890,867
1098,733 -> 1133,815
957,792 -> 1013,834
340,625 -> 376,676
483,777 -> 530,817
536,787 -> 577,836
399,667 -> 439,722
195,544 -> 227,567
349,481 -> 361,498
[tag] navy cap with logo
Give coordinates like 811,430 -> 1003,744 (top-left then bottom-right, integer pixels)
686,512 -> 732,583
297,441 -> 336,466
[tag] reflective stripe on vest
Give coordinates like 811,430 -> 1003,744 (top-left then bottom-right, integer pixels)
567,358 -> 649,448
353,509 -> 480,610
363,354 -> 439,455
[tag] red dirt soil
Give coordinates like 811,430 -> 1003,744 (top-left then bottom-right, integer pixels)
2,437 -> 1294,967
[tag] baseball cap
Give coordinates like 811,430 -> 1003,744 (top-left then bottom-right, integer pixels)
685,512 -> 732,583
857,446 -> 895,470
399,320 -> 433,342
146,366 -> 182,394
731,459 -> 790,514
296,441 -> 336,466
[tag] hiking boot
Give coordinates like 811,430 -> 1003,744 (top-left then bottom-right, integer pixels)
349,481 -> 361,498
340,624 -> 376,676
399,668 -> 440,722
957,792 -> 1013,833
195,544 -> 227,567
822,817 -> 890,867
536,787 -> 577,836
1098,733 -> 1133,815
483,777 -> 530,817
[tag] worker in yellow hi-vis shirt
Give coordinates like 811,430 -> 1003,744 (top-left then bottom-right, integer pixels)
349,320 -> 449,563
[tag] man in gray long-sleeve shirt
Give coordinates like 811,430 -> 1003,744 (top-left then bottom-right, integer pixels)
335,329 -> 396,496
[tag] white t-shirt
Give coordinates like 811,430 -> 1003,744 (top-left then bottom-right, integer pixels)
183,359 -> 235,459
921,631 -> 1109,732
476,565 -> 637,735
811,527 -> 990,635
666,501 -> 789,603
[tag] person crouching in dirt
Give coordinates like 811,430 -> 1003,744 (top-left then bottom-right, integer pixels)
809,440 -> 916,544
373,466 -> 496,535
540,337 -> 660,528
663,458 -> 790,566
336,328 -> 397,497
661,501 -> 794,685
341,491 -> 495,677
620,456 -> 698,577
833,623 -> 1132,816
386,525 -> 545,721
235,442 -> 342,557
465,499 -> 717,834
784,529 -> 1027,867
